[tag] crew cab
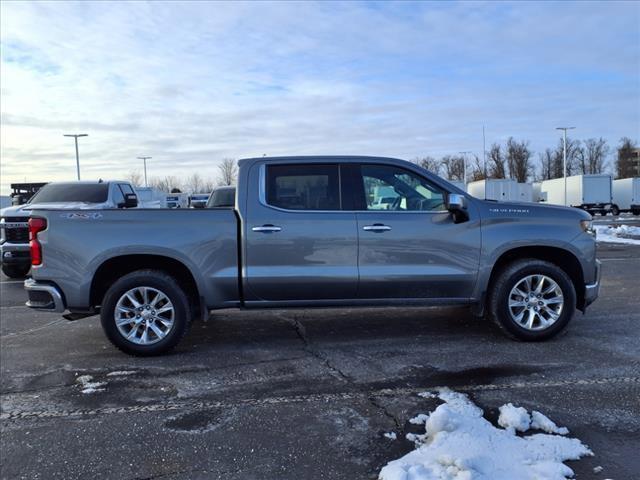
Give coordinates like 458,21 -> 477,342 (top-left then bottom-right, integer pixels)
0,180 -> 138,278
24,156 -> 600,355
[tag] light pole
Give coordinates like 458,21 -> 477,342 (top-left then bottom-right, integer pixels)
556,127 -> 575,206
459,151 -> 472,186
137,156 -> 152,187
63,134 -> 88,180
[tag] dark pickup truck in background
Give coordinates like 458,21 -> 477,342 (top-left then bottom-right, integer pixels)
24,156 -> 600,355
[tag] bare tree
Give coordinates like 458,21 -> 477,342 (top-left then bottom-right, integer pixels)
576,138 -> 609,175
412,156 -> 440,176
615,137 -> 637,179
506,137 -> 533,183
487,143 -> 507,179
538,149 -> 555,180
149,176 -> 182,193
441,155 -> 465,181
217,158 -> 238,186
551,137 -> 581,178
470,154 -> 486,181
202,177 -> 217,193
126,170 -> 143,187
185,173 -> 205,194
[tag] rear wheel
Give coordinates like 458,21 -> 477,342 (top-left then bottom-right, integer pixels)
488,259 -> 576,341
100,269 -> 192,356
2,263 -> 30,279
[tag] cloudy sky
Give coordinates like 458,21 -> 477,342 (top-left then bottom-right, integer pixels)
1,1 -> 638,193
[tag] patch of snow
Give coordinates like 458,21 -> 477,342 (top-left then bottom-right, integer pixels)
409,414 -> 429,425
531,410 -> 569,435
384,432 -> 397,440
595,224 -> 640,244
417,392 -> 437,399
498,402 -> 531,433
106,370 -> 137,377
75,374 -> 106,394
379,389 -> 592,480
593,466 -> 603,474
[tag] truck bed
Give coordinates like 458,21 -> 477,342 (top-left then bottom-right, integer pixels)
31,208 -> 240,309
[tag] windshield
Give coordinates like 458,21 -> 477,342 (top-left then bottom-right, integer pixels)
207,188 -> 235,207
29,183 -> 109,204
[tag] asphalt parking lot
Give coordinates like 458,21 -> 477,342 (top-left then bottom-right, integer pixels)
1,242 -> 639,480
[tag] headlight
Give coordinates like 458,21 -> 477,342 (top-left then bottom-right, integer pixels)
580,220 -> 595,236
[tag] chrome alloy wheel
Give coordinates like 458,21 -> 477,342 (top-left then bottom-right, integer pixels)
508,274 -> 564,331
114,286 -> 175,345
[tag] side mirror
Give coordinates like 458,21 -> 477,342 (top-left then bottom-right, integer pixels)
447,193 -> 465,212
447,193 -> 468,223
123,193 -> 138,208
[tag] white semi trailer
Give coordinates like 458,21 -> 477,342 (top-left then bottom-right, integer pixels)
539,174 -> 614,215
612,177 -> 640,215
467,179 -> 533,202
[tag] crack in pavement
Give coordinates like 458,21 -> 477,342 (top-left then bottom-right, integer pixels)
281,312 -> 352,383
1,376 -> 638,423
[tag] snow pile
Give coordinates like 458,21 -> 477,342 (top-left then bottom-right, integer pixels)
531,410 -> 570,435
379,389 -> 592,480
76,375 -> 106,394
498,403 -> 531,433
594,224 -> 640,244
384,432 -> 398,440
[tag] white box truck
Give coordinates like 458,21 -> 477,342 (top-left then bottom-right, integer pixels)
515,182 -> 533,202
467,179 -> 533,202
612,178 -> 640,215
540,174 -> 614,215
467,179 -> 515,201
532,182 -> 547,202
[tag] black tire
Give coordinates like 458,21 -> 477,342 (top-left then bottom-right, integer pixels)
610,205 -> 620,216
2,263 -> 30,279
100,269 -> 192,356
632,209 -> 640,216
488,259 -> 576,341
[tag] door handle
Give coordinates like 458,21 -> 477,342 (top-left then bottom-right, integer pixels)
252,225 -> 282,233
362,224 -> 391,232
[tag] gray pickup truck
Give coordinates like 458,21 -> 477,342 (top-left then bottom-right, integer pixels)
25,156 -> 600,356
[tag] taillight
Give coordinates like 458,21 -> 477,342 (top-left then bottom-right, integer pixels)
29,217 -> 47,266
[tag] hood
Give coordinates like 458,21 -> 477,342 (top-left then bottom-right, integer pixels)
476,199 -> 591,220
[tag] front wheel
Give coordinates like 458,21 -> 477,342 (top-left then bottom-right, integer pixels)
2,263 -> 30,279
100,269 -> 192,356
609,205 -> 620,216
488,259 -> 576,341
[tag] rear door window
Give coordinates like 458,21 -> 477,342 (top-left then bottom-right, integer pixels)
266,164 -> 340,210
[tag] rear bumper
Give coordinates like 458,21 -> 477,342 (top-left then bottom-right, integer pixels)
584,259 -> 601,307
24,279 -> 66,312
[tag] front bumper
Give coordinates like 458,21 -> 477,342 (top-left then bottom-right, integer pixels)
584,259 -> 601,307
24,279 -> 66,312
0,243 -> 31,266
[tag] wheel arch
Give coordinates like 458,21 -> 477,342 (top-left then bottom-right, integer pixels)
486,246 -> 586,311
90,254 -> 203,320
